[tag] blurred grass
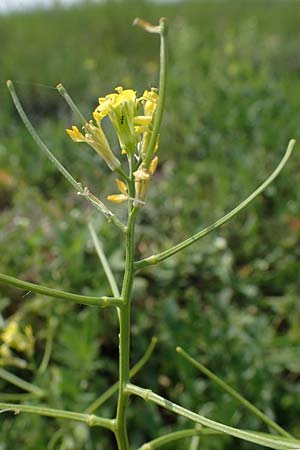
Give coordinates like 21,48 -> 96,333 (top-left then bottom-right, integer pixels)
1,1 -> 300,449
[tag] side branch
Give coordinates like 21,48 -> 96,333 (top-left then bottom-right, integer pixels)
0,402 -> 115,430
7,80 -> 81,192
138,428 -> 220,450
0,273 -> 122,308
0,368 -> 45,398
126,384 -> 300,450
135,139 -> 296,269
6,80 -> 125,233
88,221 -> 121,298
176,347 -> 293,440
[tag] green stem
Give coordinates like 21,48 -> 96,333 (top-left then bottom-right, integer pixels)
0,368 -> 45,398
48,328 -> 154,450
56,83 -> 87,125
49,322 -> 154,450
81,189 -> 126,232
111,19 -> 167,448
38,320 -> 55,375
115,305 -> 131,450
88,221 -> 121,298
139,428 -> 220,450
116,167 -> 131,184
176,347 -> 294,439
125,384 -> 300,450
47,428 -> 66,450
115,203 -> 138,449
0,402 -> 115,430
7,80 -> 82,192
85,337 -> 157,414
144,18 -> 168,169
189,431 -> 200,450
0,272 -> 122,308
135,139 -> 296,269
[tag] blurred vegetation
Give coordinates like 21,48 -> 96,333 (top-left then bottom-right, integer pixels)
1,0 -> 300,449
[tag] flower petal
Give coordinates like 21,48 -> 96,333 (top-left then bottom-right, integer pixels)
133,115 -> 152,125
115,178 -> 128,194
107,194 -> 128,204
66,126 -> 85,142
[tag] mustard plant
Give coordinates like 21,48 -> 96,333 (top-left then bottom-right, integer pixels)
0,17 -> 299,450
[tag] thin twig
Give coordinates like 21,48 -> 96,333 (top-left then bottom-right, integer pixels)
135,139 -> 296,269
176,347 -> 294,439
0,368 -> 45,398
6,80 -> 125,232
88,221 -> 120,298
0,272 -> 122,308
0,402 -> 115,430
138,428 -> 220,450
126,384 -> 300,450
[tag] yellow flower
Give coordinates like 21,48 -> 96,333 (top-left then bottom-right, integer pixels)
107,178 -> 129,204
133,88 -> 158,134
1,321 -> 19,346
68,86 -> 159,170
0,344 -> 10,358
141,88 -> 159,116
1,320 -> 34,357
133,115 -> 153,134
137,88 -> 159,158
66,126 -> 84,142
94,86 -> 139,155
66,121 -> 120,171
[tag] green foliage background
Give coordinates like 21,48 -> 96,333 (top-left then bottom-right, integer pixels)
0,0 -> 300,449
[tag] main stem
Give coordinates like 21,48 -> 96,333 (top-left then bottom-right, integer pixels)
115,187 -> 137,449
113,19 -> 167,448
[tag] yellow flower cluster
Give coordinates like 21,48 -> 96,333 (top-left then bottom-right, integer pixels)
0,319 -> 34,368
66,86 -> 159,207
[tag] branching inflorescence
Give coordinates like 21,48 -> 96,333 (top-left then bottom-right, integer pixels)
1,16 -> 299,450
